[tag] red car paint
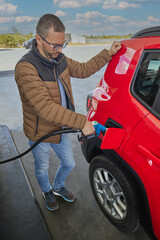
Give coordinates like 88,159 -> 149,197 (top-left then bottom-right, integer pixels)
84,35 -> 160,239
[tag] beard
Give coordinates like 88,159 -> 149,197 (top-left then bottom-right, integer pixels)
42,43 -> 60,60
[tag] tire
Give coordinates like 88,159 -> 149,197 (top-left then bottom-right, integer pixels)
89,155 -> 139,232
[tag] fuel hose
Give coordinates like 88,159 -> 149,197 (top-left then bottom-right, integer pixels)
0,122 -> 106,165
0,128 -> 81,165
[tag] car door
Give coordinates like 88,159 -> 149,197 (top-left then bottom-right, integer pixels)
122,50 -> 160,240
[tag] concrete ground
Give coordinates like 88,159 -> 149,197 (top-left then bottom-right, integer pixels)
0,125 -> 52,240
0,46 -> 151,240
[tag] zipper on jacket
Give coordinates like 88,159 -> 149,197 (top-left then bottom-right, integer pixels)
35,116 -> 39,136
53,65 -> 62,143
60,76 -> 72,100
54,65 -> 62,105
54,65 -> 74,110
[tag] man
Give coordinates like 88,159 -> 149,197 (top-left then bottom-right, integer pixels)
15,14 -> 121,211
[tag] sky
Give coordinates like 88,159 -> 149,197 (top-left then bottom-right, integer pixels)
0,0 -> 160,36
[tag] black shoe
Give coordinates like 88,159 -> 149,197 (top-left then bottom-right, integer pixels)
53,187 -> 76,202
43,190 -> 59,211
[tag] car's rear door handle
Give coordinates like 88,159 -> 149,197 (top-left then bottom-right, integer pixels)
137,145 -> 160,167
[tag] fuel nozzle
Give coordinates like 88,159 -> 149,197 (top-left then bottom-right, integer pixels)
92,121 -> 106,136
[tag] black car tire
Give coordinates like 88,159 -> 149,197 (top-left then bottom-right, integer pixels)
89,155 -> 139,232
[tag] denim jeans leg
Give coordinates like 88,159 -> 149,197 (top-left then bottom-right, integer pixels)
28,139 -> 51,193
51,134 -> 75,191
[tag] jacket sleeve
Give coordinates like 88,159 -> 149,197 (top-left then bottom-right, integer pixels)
66,49 -> 112,78
15,62 -> 86,129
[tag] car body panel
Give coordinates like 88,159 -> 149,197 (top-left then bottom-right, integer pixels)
82,34 -> 160,239
22,37 -> 35,49
87,37 -> 160,157
122,112 -> 160,239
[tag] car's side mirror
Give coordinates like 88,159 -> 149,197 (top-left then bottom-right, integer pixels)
101,128 -> 126,149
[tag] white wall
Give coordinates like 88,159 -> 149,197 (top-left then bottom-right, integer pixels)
71,34 -> 85,44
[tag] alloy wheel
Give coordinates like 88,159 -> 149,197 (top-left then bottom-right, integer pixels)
93,168 -> 127,220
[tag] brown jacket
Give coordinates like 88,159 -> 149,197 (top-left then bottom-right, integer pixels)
15,40 -> 111,143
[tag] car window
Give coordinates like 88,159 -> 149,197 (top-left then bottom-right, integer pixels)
133,51 -> 160,113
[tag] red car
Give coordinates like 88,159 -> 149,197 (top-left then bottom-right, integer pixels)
81,26 -> 160,240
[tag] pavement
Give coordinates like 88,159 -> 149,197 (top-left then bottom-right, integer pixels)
0,125 -> 52,240
0,47 -> 152,240
0,124 -> 151,240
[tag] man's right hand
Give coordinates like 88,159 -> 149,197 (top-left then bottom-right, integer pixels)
82,120 -> 95,136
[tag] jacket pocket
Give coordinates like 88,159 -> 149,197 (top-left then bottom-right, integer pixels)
35,116 -> 39,136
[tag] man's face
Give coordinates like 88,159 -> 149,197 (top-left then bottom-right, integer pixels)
36,28 -> 65,60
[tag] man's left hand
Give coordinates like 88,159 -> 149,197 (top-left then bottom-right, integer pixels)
108,41 -> 121,56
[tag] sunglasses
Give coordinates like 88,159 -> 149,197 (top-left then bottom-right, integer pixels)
39,35 -> 68,51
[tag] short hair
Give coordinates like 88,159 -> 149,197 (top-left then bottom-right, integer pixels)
36,14 -> 65,38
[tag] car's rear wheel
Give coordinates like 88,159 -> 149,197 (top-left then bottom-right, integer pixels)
89,155 -> 139,232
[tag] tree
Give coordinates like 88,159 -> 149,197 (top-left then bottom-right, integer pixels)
12,27 -> 19,34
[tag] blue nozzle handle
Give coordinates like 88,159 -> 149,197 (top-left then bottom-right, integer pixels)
92,121 -> 106,136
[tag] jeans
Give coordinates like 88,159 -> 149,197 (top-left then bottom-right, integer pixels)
28,134 -> 75,193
